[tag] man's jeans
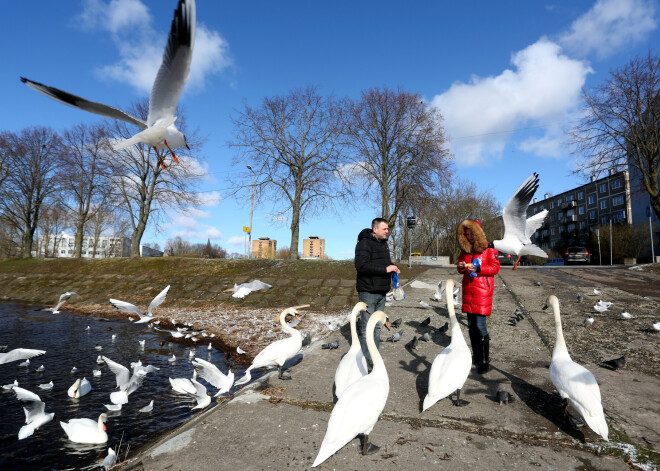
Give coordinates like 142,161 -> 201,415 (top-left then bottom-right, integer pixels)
356,291 -> 387,365
467,313 -> 488,336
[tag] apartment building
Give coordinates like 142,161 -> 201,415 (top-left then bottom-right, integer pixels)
252,237 -> 277,259
526,169 -> 632,253
302,236 -> 325,259
38,232 -> 132,258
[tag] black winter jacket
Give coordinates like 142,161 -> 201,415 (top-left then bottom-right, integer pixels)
355,228 -> 393,294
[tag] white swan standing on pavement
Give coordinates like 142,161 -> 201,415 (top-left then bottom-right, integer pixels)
334,302 -> 369,398
61,413 -> 108,444
192,358 -> 234,398
312,310 -> 391,467
67,377 -> 92,398
543,295 -> 609,441
0,348 -> 46,365
235,308 -> 302,385
109,285 -> 171,324
102,356 -> 148,405
21,0 -> 196,170
43,292 -> 79,313
12,386 -> 54,439
493,173 -> 548,270
423,279 -> 472,411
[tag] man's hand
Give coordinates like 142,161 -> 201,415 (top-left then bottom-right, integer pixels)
386,265 -> 400,274
467,265 -> 477,274
457,261 -> 466,270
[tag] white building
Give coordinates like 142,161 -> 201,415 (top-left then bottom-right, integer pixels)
38,232 -> 131,258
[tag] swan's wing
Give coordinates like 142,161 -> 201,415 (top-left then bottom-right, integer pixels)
501,173 -> 540,251
147,285 -> 170,316
0,348 -> 46,365
109,299 -> 144,317
20,77 -> 147,129
524,210 -> 548,240
148,0 -> 196,126
101,356 -> 130,389
13,387 -> 46,424
192,358 -> 229,389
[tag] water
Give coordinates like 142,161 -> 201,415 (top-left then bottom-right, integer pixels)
0,303 -> 243,471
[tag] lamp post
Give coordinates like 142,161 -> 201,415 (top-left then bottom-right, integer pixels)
247,165 -> 256,259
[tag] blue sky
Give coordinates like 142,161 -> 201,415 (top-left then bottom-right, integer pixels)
2,0 -> 658,259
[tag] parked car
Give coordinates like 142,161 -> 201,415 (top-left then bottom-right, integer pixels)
497,251 -> 516,266
564,247 -> 591,265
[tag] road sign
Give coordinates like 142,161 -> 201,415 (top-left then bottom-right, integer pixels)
243,226 -> 250,233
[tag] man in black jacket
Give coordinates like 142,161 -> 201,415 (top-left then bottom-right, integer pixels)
355,218 -> 400,366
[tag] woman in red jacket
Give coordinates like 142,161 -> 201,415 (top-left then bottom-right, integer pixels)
457,219 -> 500,374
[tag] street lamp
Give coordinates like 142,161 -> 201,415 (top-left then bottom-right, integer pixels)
247,165 -> 256,259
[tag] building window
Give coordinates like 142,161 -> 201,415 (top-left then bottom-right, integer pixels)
568,224 -> 575,232
589,210 -> 596,220
550,214 -> 556,222
550,201 -> 554,209
613,210 -> 626,222
612,179 -> 623,189
551,228 -> 555,235
578,191 -> 584,200
599,183 -> 607,193
578,206 -> 585,215
579,221 -> 586,229
558,198 -> 563,205
600,200 -> 608,210
588,194 -> 595,204
68,250 -> 73,254
612,195 -> 624,206
60,250 -> 65,254
601,215 -> 609,225
566,194 -> 573,201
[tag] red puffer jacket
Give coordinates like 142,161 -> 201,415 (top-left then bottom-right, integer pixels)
457,247 -> 500,316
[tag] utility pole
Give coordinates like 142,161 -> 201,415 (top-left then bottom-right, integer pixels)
247,165 -> 256,259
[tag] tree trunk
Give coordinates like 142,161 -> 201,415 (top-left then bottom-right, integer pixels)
74,220 -> 84,258
289,204 -> 300,260
22,227 -> 34,258
131,216 -> 148,257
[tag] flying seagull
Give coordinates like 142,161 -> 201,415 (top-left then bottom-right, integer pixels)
493,173 -> 548,270
109,285 -> 170,323
21,0 -> 196,170
43,292 -> 79,314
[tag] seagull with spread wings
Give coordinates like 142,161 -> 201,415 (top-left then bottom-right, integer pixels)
21,0 -> 196,170
109,285 -> 170,323
43,292 -> 79,314
494,173 -> 548,270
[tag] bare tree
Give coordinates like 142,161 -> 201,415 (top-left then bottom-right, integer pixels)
108,101 -> 206,256
0,127 -> 61,257
59,123 -> 113,258
570,53 -> 660,219
230,86 -> 349,259
37,203 -> 69,257
344,87 -> 453,228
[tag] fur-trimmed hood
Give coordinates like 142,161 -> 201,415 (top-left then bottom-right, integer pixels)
458,219 -> 489,253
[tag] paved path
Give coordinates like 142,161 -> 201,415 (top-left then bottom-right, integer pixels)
122,266 -> 659,471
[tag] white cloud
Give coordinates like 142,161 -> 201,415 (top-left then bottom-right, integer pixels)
559,0 -> 656,59
227,235 -> 246,248
431,39 -> 592,166
198,191 -> 222,207
173,226 -> 223,241
78,0 -> 232,94
78,0 -> 150,34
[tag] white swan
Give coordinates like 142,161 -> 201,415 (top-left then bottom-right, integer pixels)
543,295 -> 609,441
192,358 -> 234,398
423,279 -> 472,411
102,356 -> 148,405
0,348 -> 45,365
12,386 -> 54,439
235,307 -> 302,385
67,377 -> 92,398
61,413 -> 108,444
334,302 -> 368,398
109,285 -> 170,324
169,370 -> 199,395
493,173 -> 548,269
312,310 -> 390,467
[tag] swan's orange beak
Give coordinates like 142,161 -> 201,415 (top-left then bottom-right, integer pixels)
295,314 -> 301,320
103,424 -> 107,431
384,321 -> 391,331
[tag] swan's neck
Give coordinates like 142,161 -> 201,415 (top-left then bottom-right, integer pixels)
350,307 -> 361,347
551,301 -> 569,358
280,314 -> 300,338
97,416 -> 105,432
366,315 -> 385,370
